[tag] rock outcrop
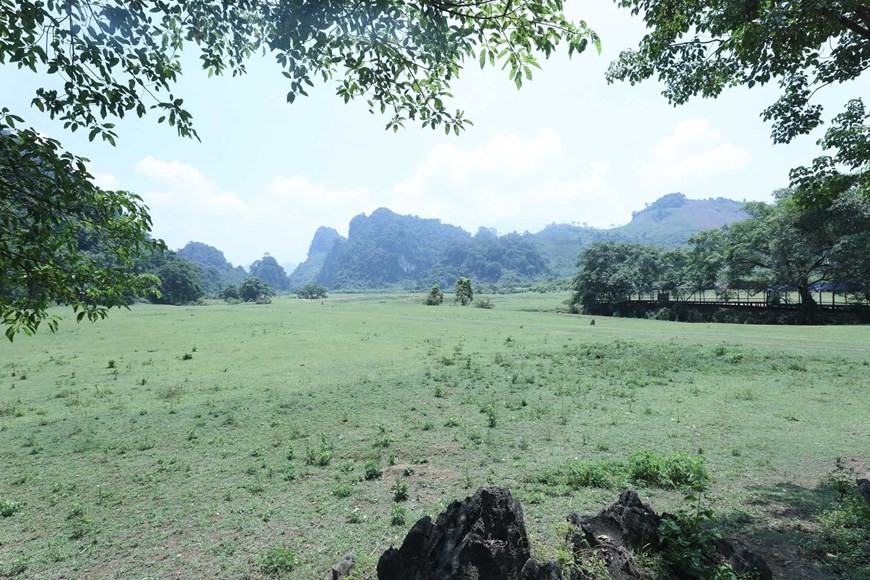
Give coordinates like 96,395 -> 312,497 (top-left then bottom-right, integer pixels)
377,486 -> 532,580
379,487 -> 772,580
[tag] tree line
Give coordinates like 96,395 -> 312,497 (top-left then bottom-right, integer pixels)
571,189 -> 870,324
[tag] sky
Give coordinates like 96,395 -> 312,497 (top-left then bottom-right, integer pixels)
3,2 -> 868,268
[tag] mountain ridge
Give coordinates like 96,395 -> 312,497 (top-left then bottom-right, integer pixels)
288,193 -> 749,290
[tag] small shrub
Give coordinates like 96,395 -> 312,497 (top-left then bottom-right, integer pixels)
481,403 -> 497,428
627,450 -> 708,490
304,434 -> 334,466
659,494 -> 736,579
331,483 -> 353,498
565,459 -> 619,489
259,546 -> 298,575
390,503 -> 407,526
364,460 -> 382,480
392,477 -> 409,501
181,353 -> 193,361
0,499 -> 21,517
107,360 -> 116,369
473,297 -> 494,309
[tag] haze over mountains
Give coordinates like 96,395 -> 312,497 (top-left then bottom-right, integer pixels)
177,193 -> 748,292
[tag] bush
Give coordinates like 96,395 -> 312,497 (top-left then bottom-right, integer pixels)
304,434 -> 333,466
473,297 -> 494,309
364,460 -> 382,480
0,499 -> 21,518
425,285 -> 444,305
627,450 -> 708,489
565,459 -> 620,489
259,546 -> 297,575
297,284 -> 328,299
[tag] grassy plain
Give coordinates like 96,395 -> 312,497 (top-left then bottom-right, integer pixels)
0,293 -> 867,578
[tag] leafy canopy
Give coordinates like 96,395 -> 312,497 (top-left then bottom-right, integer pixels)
1,1 -> 599,139
608,1 -> 869,207
608,0 -> 870,143
0,115 -> 161,340
455,276 -> 474,305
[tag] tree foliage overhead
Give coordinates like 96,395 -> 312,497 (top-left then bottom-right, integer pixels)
0,118 -> 161,339
608,0 -> 870,144
609,1 -> 869,209
1,0 -> 599,139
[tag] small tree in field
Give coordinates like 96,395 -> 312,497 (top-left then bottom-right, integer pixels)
425,285 -> 444,305
455,277 -> 474,306
240,277 -> 274,303
297,284 -> 328,299
222,284 -> 240,301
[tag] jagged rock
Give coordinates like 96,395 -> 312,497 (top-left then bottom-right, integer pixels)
325,552 -> 354,580
377,486 -> 531,580
521,559 -> 564,579
568,490 -> 661,553
858,478 -> 870,504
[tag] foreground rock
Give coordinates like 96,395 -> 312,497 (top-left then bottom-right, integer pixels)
377,486 -> 535,579
566,490 -> 660,579
379,487 -> 772,580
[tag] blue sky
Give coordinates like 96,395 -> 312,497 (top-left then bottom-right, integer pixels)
3,2 -> 867,267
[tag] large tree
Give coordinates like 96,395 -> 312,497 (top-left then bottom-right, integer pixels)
0,122 -> 161,339
723,190 -> 870,323
609,0 -> 869,206
0,1 -> 599,338
570,241 -> 662,309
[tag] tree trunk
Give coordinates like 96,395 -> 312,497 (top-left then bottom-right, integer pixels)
797,284 -> 817,324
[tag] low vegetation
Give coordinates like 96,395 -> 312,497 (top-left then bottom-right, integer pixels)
0,293 -> 866,578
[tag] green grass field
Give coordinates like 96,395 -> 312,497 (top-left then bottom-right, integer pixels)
1,293 -> 868,578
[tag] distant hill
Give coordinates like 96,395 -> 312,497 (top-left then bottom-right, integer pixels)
610,192 -> 747,246
530,193 -> 748,277
176,241 -> 248,293
309,208 -> 470,289
288,226 -> 344,288
284,193 -> 751,290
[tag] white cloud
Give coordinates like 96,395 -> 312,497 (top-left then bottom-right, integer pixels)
135,157 -> 372,266
640,119 -> 750,182
389,130 -> 614,233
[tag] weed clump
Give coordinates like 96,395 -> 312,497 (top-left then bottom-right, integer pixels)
541,450 -> 708,491
304,434 -> 334,466
259,546 -> 297,575
364,460 -> 382,480
390,503 -> 407,526
392,477 -> 409,501
627,450 -> 708,489
0,498 -> 21,517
